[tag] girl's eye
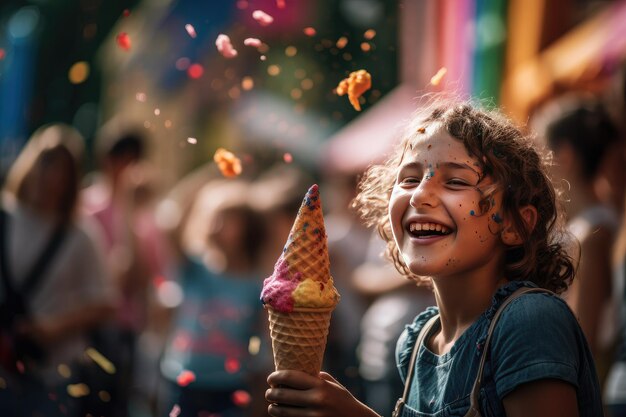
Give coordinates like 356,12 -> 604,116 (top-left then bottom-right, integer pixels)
447,178 -> 470,186
399,177 -> 420,185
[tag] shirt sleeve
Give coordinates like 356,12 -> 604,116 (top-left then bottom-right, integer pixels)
490,293 -> 583,398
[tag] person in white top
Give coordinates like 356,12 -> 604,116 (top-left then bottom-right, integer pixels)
0,124 -> 116,417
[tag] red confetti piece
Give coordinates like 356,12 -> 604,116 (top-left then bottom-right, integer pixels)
283,153 -> 293,163
243,38 -> 262,48
215,34 -> 238,59
214,149 -> 242,178
185,24 -> 197,38
224,357 -> 240,373
187,64 -> 204,79
0,49 -> 6,60
252,10 -> 274,26
122,9 -> 130,17
176,370 -> 196,387
231,390 -> 251,407
303,27 -> 316,37
276,0 -> 286,8
116,32 -> 131,51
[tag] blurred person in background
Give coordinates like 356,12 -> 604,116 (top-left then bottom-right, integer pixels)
81,119 -> 156,417
0,123 -> 115,417
159,179 -> 271,417
535,96 -> 621,385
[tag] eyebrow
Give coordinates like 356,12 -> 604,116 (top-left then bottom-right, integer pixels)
398,161 -> 482,177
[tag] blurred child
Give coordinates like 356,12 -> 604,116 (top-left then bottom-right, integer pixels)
265,98 -> 603,416
160,179 -> 270,417
0,124 -> 115,417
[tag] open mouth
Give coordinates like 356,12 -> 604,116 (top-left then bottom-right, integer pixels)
408,222 -> 453,238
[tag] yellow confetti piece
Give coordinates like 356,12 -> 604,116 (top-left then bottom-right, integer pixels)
85,347 -> 116,374
248,336 -> 261,355
67,383 -> 90,398
68,61 -> 90,84
57,364 -> 72,378
430,67 -> 447,86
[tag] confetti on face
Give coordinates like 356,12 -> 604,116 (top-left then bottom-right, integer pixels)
187,137 -> 197,145
243,38 -> 262,48
252,10 -> 274,26
232,390 -> 251,407
215,34 -> 238,58
303,27 -> 316,37
176,370 -> 196,387
187,63 -> 204,79
169,404 -> 181,417
430,67 -> 447,86
335,69 -> 372,111
116,32 -> 131,51
185,24 -> 197,38
276,0 -> 286,8
214,148 -> 243,178
283,153 -> 293,163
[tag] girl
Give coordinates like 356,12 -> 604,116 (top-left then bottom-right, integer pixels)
265,99 -> 604,416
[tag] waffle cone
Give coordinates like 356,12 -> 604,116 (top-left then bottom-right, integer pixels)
265,305 -> 333,376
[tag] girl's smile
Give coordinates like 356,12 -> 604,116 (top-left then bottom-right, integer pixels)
388,128 -> 508,281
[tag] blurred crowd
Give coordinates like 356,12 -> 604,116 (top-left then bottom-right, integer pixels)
0,58 -> 626,417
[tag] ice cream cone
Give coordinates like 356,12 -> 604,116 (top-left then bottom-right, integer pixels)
265,305 -> 333,376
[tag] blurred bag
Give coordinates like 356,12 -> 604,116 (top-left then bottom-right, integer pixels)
0,209 -> 67,373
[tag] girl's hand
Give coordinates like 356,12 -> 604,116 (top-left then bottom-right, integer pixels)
266,370 -> 381,417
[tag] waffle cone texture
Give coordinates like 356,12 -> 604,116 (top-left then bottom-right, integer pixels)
265,305 -> 333,376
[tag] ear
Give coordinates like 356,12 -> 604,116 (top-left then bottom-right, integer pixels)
501,205 -> 538,246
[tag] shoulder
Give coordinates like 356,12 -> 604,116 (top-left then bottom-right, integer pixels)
396,306 -> 439,382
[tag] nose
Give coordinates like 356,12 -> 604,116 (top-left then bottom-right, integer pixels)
409,178 -> 439,209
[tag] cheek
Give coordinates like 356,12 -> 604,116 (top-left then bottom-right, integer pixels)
388,190 -> 407,240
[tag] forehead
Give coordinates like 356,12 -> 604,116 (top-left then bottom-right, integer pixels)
400,128 -> 476,166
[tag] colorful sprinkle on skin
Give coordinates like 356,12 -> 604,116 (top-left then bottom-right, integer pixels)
116,32 -> 131,51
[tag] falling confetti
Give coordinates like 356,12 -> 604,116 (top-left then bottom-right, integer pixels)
0,49 -> 5,60
214,148 -> 242,178
215,34 -> 238,58
252,10 -> 274,26
430,67 -> 447,86
136,92 -> 147,102
99,391 -> 111,402
232,390 -> 251,407
303,27 -> 316,37
276,0 -> 286,8
85,347 -> 116,374
57,364 -> 72,378
335,69 -> 372,111
185,24 -> 197,38
187,137 -> 197,144
187,63 -> 204,79
175,57 -> 191,70
116,32 -> 131,51
224,357 -> 241,373
360,42 -> 371,52
241,76 -> 254,90
16,361 -> 24,374
67,383 -> 90,398
248,336 -> 261,354
243,38 -> 262,48
68,61 -> 90,84
169,404 -> 181,417
336,37 -> 348,49
122,9 -> 131,17
283,153 -> 293,164
176,370 -> 196,387
364,29 -> 376,40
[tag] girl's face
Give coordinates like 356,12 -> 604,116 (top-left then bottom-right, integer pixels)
388,129 -> 508,281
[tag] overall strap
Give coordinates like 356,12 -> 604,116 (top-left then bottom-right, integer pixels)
392,314 -> 440,417
466,287 -> 554,414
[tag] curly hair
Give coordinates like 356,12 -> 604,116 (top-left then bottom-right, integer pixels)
353,97 -> 576,294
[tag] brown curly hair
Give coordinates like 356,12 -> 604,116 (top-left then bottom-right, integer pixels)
353,97 -> 576,294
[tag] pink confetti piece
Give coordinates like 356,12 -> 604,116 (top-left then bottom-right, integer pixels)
224,357 -> 240,373
116,32 -> 131,51
169,404 -> 181,417
283,153 -> 293,163
185,24 -> 197,38
303,27 -> 316,37
176,370 -> 196,387
252,10 -> 274,26
215,34 -> 238,59
276,0 -> 286,8
243,38 -> 262,48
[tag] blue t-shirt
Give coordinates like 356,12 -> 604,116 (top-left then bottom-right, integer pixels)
161,258 -> 266,389
395,281 -> 603,417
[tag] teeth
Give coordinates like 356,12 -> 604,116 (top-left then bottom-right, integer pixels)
408,222 -> 450,234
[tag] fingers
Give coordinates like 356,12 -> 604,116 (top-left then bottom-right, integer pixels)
268,403 -> 316,417
267,370 -> 320,389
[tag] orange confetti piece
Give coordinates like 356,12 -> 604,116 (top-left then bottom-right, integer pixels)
215,34 -> 238,58
185,24 -> 197,38
303,27 -> 316,37
336,37 -> 348,49
335,69 -> 372,111
214,148 -> 242,178
430,67 -> 447,86
364,29 -> 376,40
116,32 -> 131,51
252,10 -> 274,26
176,370 -> 196,387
